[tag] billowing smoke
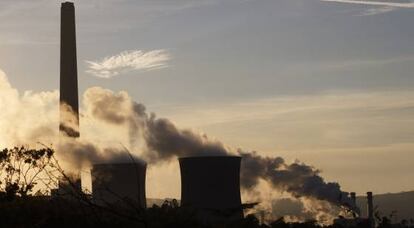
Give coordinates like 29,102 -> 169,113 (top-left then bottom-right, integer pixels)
0,70 -> 59,147
280,198 -> 344,224
0,70 -> 143,171
83,86 -> 356,213
144,115 -> 227,162
83,87 -> 147,150
58,138 -> 143,170
240,152 -> 354,209
83,87 -> 228,163
270,197 -> 342,224
0,69 -> 356,220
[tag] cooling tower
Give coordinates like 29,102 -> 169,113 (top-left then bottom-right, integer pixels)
60,2 -> 79,137
91,162 -> 147,208
51,176 -> 82,198
179,156 -> 243,223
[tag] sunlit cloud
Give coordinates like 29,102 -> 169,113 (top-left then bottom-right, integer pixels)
86,49 -> 171,78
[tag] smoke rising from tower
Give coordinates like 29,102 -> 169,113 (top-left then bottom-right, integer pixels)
83,87 -> 356,211
0,66 -> 357,219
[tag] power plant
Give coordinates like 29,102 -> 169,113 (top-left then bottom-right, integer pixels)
54,2 -> 378,225
91,162 -> 147,208
60,1 -> 79,138
179,156 -> 243,223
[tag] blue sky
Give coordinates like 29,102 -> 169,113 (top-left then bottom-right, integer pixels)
1,0 -> 414,197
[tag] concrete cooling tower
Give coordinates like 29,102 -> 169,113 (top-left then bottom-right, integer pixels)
91,162 -> 147,208
179,156 -> 243,223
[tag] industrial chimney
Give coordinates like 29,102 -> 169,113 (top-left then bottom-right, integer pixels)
349,192 -> 360,217
179,156 -> 243,224
91,162 -> 147,208
367,191 -> 374,228
350,192 -> 356,206
60,2 -> 79,138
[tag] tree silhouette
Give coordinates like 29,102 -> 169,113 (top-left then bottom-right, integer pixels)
0,146 -> 55,200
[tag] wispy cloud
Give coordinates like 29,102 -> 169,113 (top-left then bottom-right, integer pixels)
357,6 -> 397,15
86,49 -> 171,78
321,0 -> 414,8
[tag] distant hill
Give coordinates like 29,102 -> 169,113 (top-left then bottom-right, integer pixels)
356,191 -> 414,221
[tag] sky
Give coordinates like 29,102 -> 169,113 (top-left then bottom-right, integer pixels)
0,0 -> 414,199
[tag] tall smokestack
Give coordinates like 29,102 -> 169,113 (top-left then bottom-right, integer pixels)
60,2 -> 79,138
350,192 -> 356,207
350,192 -> 359,217
367,192 -> 374,227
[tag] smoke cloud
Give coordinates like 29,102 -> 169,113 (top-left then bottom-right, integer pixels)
0,68 -> 356,220
144,115 -> 228,162
58,138 -> 143,170
0,70 -> 142,171
83,87 -> 147,150
83,87 -> 228,163
0,69 -> 59,147
240,152 -> 354,210
270,197 -> 344,224
83,86 -> 356,213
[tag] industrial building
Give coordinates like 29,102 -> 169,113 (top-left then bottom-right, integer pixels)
179,156 -> 243,223
333,192 -> 375,228
91,162 -> 147,208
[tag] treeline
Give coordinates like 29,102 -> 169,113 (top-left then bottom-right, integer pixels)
1,197 -> 413,228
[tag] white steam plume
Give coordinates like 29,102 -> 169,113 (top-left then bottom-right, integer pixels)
0,69 -> 142,171
83,86 -> 358,215
0,69 -> 356,221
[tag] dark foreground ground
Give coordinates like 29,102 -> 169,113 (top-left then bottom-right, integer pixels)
1,196 -> 413,228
